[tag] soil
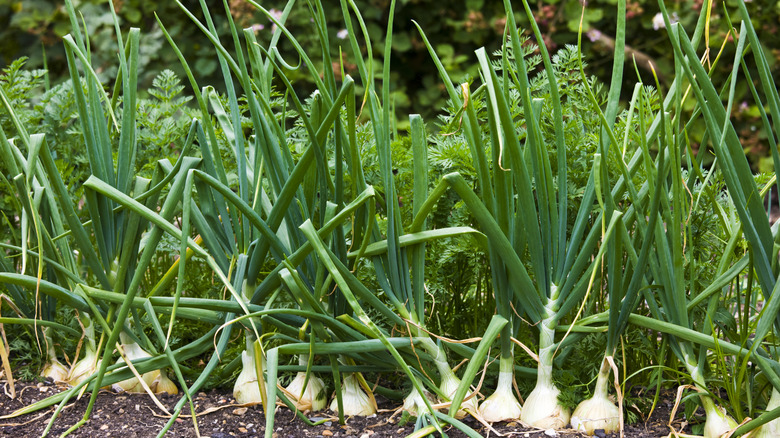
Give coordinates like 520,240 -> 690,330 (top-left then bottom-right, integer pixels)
0,380 -> 685,437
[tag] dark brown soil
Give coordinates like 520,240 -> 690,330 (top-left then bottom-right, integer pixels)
0,380 -> 682,437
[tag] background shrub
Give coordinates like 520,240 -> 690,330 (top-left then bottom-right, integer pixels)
2,0 -> 777,162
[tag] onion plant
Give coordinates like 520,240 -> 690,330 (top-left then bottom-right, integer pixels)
334,0 -> 486,423
169,0 -> 440,425
657,0 -> 780,434
411,0 -> 632,428
0,2 -> 213,434
242,1 -> 505,434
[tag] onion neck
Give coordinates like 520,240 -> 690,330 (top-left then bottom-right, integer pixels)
593,356 -> 612,400
536,299 -> 558,389
81,313 -> 97,354
43,327 -> 58,361
495,367 -> 514,395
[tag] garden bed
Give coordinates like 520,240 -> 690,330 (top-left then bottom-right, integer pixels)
0,380 -> 682,437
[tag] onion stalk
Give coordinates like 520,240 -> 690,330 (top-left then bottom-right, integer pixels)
413,0 -> 624,428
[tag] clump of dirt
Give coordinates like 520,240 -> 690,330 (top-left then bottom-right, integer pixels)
0,380 -> 682,437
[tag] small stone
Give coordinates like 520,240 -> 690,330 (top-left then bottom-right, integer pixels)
100,424 -> 109,431
39,386 -> 49,392
506,422 -> 518,427
594,429 -> 607,438
238,427 -> 247,433
135,404 -> 140,411
360,432 -> 374,438
232,407 -> 248,416
396,428 -> 405,434
322,430 -> 333,437
544,429 -> 558,437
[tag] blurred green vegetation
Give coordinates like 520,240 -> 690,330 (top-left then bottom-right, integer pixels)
2,0 -> 778,163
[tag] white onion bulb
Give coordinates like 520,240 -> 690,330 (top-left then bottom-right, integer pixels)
702,400 -> 737,438
112,332 -> 160,393
520,380 -> 571,429
285,372 -> 327,412
748,388 -> 780,438
41,330 -> 68,383
233,349 -> 264,405
439,365 -> 479,419
571,393 -> 620,435
402,385 -> 436,417
479,371 -> 522,422
67,348 -> 100,387
329,373 -> 376,416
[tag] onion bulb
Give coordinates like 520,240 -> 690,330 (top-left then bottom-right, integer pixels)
521,379 -> 570,429
284,356 -> 326,412
41,328 -> 68,383
112,332 -> 160,393
42,357 -> 69,383
748,388 -> 780,438
151,368 -> 178,395
233,349 -> 265,405
329,373 -> 376,416
571,393 -> 619,435
479,370 -> 522,422
521,317 -> 570,429
68,315 -> 100,386
68,348 -> 100,386
438,363 -> 479,419
701,395 -> 737,438
571,360 -> 620,435
402,385 -> 436,417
